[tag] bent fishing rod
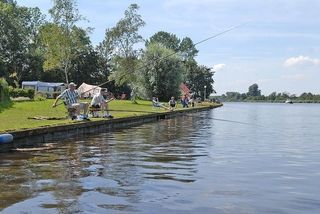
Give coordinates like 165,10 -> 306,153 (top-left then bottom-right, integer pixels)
53,23 -> 246,107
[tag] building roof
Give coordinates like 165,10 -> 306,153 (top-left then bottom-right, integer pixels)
22,81 -> 65,88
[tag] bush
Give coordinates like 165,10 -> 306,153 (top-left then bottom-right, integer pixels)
34,92 -> 47,101
0,78 -> 10,102
8,87 -> 35,99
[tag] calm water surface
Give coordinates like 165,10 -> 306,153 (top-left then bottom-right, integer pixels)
1,103 -> 320,213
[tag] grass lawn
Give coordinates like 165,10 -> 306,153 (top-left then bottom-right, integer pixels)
0,99 -> 219,133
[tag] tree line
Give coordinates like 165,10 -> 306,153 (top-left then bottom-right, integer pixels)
0,0 -> 215,101
214,83 -> 320,103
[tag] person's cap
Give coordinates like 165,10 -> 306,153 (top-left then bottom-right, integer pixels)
69,82 -> 77,87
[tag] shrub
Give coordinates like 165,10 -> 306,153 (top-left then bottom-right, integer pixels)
8,87 -> 35,99
0,78 -> 10,102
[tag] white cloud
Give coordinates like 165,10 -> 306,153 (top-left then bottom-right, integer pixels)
281,74 -> 308,81
284,56 -> 320,67
212,63 -> 226,72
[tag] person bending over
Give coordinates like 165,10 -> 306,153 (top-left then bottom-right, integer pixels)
52,82 -> 89,120
91,88 -> 114,118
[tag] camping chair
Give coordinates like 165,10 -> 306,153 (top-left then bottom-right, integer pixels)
89,106 -> 102,117
66,105 -> 77,120
152,100 -> 162,110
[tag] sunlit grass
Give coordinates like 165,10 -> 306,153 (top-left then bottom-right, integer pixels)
0,99 -> 219,132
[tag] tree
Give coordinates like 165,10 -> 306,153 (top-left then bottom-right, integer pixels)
147,32 -> 198,61
268,92 -> 277,101
0,2 -> 45,85
179,37 -> 198,61
184,64 -> 215,99
0,78 -> 10,102
106,4 -> 145,87
136,43 -> 183,101
146,31 -> 180,52
247,83 -> 261,97
41,0 -> 83,83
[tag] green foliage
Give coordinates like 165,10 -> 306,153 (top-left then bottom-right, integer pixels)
49,0 -> 82,29
136,43 -> 183,101
247,83 -> 261,97
184,62 -> 215,99
0,2 -> 45,84
34,93 -> 47,101
147,32 -> 198,61
0,1 -> 216,103
0,78 -> 10,102
41,0 -> 85,83
215,83 -> 320,103
106,3 -> 145,86
147,31 -> 180,51
8,87 -> 35,99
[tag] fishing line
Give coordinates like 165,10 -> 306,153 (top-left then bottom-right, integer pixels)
54,23 -> 247,107
184,114 -> 265,127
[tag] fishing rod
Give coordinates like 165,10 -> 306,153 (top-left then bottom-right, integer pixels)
53,79 -> 115,107
184,114 -> 265,127
53,23 -> 246,107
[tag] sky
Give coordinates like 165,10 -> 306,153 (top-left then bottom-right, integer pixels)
17,0 -> 320,95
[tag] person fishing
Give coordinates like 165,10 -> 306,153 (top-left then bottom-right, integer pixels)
52,82 -> 89,120
168,96 -> 177,111
90,88 -> 114,118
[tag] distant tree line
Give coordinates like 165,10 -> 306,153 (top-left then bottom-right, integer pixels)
0,0 -> 215,101
214,83 -> 320,103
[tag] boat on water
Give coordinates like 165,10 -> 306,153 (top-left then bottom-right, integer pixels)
285,99 -> 293,104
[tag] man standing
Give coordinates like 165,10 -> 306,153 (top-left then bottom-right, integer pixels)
52,82 -> 89,120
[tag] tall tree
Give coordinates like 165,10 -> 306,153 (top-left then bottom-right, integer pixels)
42,0 -> 83,83
247,83 -> 261,97
136,43 -> 183,101
146,31 -> 180,52
106,4 -> 145,86
0,2 -> 45,85
179,37 -> 198,61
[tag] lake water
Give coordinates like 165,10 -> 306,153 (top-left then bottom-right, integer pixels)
1,103 -> 320,213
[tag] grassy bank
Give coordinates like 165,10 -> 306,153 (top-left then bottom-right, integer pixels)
0,99 -> 220,133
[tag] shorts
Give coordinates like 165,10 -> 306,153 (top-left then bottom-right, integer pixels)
68,102 -> 87,109
91,104 -> 101,108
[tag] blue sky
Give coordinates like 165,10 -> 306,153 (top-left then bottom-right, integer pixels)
17,0 -> 320,95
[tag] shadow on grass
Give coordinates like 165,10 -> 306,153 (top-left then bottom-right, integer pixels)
0,100 -> 13,113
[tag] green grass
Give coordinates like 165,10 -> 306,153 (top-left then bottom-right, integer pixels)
0,99 -> 219,133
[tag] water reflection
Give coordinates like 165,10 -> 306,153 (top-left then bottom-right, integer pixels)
2,103 -> 320,213
0,114 -> 207,213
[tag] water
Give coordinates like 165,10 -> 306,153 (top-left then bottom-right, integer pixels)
1,103 -> 320,213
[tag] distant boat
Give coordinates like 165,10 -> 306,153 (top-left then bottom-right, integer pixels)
285,99 -> 293,104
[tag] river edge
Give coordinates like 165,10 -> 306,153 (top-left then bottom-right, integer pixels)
0,104 -> 222,152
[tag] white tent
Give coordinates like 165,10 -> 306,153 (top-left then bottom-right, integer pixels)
77,83 -> 101,98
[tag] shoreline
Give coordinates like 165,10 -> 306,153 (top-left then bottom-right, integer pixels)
0,104 -> 222,152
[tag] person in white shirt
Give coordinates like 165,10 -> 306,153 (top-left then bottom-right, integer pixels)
90,88 -> 114,118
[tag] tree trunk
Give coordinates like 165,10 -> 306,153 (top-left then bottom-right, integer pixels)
64,63 -> 69,84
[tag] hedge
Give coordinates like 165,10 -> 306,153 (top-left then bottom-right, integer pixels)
8,87 -> 35,99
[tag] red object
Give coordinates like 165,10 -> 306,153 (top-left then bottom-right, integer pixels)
180,83 -> 191,97
120,93 -> 126,100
